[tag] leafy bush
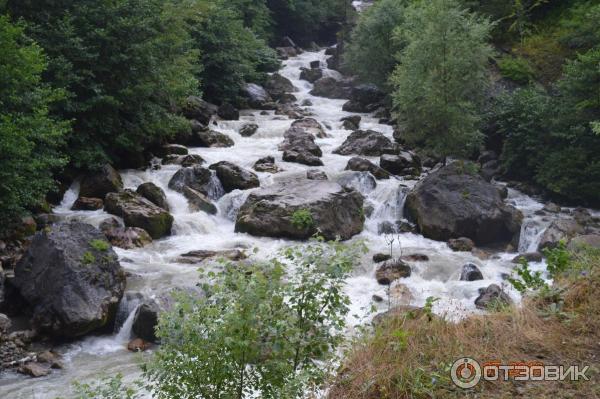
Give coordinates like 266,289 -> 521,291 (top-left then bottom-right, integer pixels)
498,56 -> 536,84
391,0 -> 492,160
291,209 -> 314,230
70,374 -> 142,399
343,0 -> 409,89
0,15 -> 69,235
143,239 -> 365,398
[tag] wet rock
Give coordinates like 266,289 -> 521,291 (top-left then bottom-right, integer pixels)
475,284 -> 512,310
276,46 -> 297,59
217,103 -> 239,120
168,165 -> 214,196
33,213 -> 60,229
302,99 -> 313,106
460,263 -> 483,281
79,164 -> 123,199
275,103 -> 307,119
279,127 -> 323,166
373,253 -> 392,263
103,226 -> 152,249
405,163 -> 523,246
300,67 -> 323,83
13,222 -> 125,337
307,170 -> 328,180
401,254 -> 429,262
162,154 -> 205,167
512,252 -> 543,263
309,77 -> 350,99
190,129 -> 234,148
132,301 -> 159,342
309,60 -> 320,69
568,234 -> 600,250
239,123 -> 259,137
177,249 -> 247,264
105,190 -> 173,239
291,118 -> 327,138
380,151 -> 421,176
448,237 -> 475,252
18,362 -> 50,378
480,160 -> 502,181
242,83 -> 275,110
136,182 -> 169,211
37,350 -> 64,369
372,294 -> 384,303
345,157 -> 390,180
283,150 -> 324,166
542,202 -> 561,213
156,144 -> 188,157
333,130 -> 395,156
538,219 -> 585,251
72,197 -> 104,211
181,96 -> 217,125
253,156 -> 280,174
335,171 -> 377,195
183,186 -> 217,214
342,84 -> 386,113
341,115 -> 361,130
573,208 -> 592,225
375,259 -> 411,285
127,338 -> 151,352
209,161 -> 260,192
235,179 -> 364,241
265,73 -> 296,100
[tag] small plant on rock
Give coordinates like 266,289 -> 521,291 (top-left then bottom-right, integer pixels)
291,208 -> 314,230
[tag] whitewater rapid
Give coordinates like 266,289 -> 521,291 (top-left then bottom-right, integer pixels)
0,48 -> 559,398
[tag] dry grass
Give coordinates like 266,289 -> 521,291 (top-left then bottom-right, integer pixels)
329,248 -> 600,399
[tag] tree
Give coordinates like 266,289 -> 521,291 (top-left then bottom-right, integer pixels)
391,0 -> 493,160
7,0 -> 198,169
0,15 -> 69,234
343,0 -> 409,89
143,239 -> 365,398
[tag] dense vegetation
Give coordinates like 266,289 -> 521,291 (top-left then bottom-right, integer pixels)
343,0 -> 600,205
0,0 -> 348,235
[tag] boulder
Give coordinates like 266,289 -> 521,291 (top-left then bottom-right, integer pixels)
156,144 -> 188,157
18,362 -> 50,378
168,165 -> 219,198
235,179 -> 364,241
242,83 -> 275,110
104,190 -> 173,239
279,93 -> 297,104
480,160 -> 502,181
448,237 -> 475,252
309,77 -> 350,99
309,60 -> 321,69
136,182 -> 169,211
283,150 -> 323,166
177,249 -> 247,264
333,130 -> 395,156
265,73 -> 296,100
373,253 -> 392,263
538,219 -> 585,251
103,226 -> 152,249
189,129 -> 234,148
291,118 -> 327,138
543,202 -> 561,213
182,186 -> 217,214
375,259 -> 412,285
300,67 -> 323,83
401,253 -> 429,262
380,152 -> 421,176
345,157 -> 390,180
573,208 -> 592,225
182,96 -> 217,125
569,234 -> 600,250
275,103 -> 306,119
279,127 -> 323,166
127,338 -> 151,352
460,263 -> 483,281
239,123 -> 259,137
253,156 -> 280,174
13,222 -> 125,337
405,164 -> 523,246
72,197 -> 103,211
162,154 -> 204,167
341,115 -> 361,130
217,103 -> 239,120
475,284 -> 512,310
209,161 -> 260,192
132,301 -> 159,342
79,164 -> 123,199
307,170 -> 328,180
377,220 -> 418,235
276,46 -> 297,59
335,171 -> 377,194
512,252 -> 543,263
342,84 -> 385,113
36,350 -> 64,369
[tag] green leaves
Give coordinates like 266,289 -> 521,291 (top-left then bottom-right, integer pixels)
144,239 -> 365,398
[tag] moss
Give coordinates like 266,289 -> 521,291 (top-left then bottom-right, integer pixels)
89,239 -> 110,252
82,251 -> 96,265
291,209 -> 314,230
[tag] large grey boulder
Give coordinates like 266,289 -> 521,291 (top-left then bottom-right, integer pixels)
279,127 -> 323,166
104,190 -> 173,239
345,157 -> 390,180
538,219 -> 585,251
375,259 -> 411,285
405,164 -> 523,246
333,130 -> 396,156
168,165 -> 223,199
342,84 -> 386,113
300,67 -> 323,83
242,83 -> 275,110
13,222 -> 125,337
309,77 -> 350,99
136,182 -> 169,211
235,179 -> 364,241
183,187 -> 218,214
264,73 -> 296,100
475,284 -> 512,310
181,96 -> 217,125
132,301 -> 159,343
209,161 -> 260,192
380,151 -> 421,176
79,164 -> 123,199
188,129 -> 234,148
291,118 -> 327,138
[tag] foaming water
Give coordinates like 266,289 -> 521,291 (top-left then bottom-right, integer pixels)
1,48 -> 583,398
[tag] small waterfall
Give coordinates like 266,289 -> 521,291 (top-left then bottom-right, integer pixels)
518,219 -> 546,253
115,305 -> 139,343
370,185 -> 409,221
114,293 -> 142,333
335,171 -> 377,195
206,171 -> 226,200
220,191 -> 251,221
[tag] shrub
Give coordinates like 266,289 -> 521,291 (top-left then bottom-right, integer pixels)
498,55 -> 536,84
291,209 -> 314,230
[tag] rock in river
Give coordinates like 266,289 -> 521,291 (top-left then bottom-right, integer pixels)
405,163 -> 522,246
333,130 -> 396,156
235,179 -> 364,241
13,222 -> 126,338
209,161 -> 260,193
